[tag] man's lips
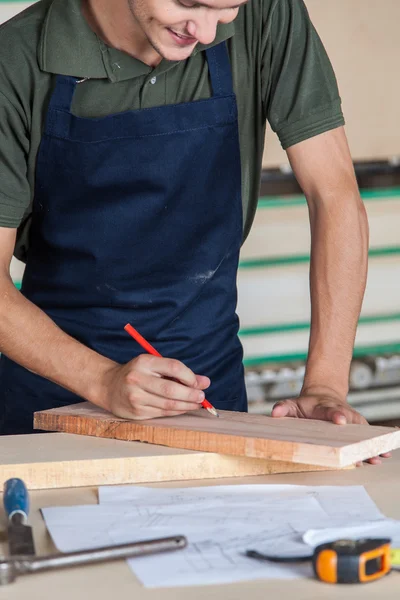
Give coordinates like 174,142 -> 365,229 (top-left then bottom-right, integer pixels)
167,28 -> 197,47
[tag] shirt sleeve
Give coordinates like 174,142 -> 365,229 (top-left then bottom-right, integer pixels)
262,0 -> 345,150
0,89 -> 30,227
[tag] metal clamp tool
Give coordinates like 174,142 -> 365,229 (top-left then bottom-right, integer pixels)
0,536 -> 187,585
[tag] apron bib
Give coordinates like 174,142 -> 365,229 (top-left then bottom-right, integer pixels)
0,42 -> 247,434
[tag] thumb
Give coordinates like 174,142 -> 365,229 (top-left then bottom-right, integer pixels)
271,400 -> 296,418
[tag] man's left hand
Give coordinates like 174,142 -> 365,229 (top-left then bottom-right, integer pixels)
271,390 -> 391,465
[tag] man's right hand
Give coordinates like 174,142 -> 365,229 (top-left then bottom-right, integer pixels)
100,354 -> 211,420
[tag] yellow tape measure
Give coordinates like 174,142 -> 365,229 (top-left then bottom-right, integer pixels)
247,538 -> 400,584
390,548 -> 400,567
312,538 -> 394,584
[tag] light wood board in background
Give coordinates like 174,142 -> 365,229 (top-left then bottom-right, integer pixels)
34,403 -> 400,469
0,432 -> 336,490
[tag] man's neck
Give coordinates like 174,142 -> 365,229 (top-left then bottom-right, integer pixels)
82,0 -> 162,67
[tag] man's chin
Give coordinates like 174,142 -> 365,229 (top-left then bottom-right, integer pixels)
163,47 -> 197,62
149,33 -> 198,62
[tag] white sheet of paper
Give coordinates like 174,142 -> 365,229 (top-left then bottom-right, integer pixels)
303,519 -> 400,547
41,484 -> 387,588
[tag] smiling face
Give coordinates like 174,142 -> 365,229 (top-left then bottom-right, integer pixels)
127,0 -> 248,62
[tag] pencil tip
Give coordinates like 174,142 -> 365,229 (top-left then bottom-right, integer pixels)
208,407 -> 219,418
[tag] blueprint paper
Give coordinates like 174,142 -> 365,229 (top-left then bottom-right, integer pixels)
41,484 -> 386,588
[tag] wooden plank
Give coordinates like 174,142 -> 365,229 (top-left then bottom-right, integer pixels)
34,403 -> 400,468
0,433 -> 336,490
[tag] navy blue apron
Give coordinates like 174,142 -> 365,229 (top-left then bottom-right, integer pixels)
0,42 -> 247,435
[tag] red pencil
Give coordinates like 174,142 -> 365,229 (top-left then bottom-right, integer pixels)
124,323 -> 219,418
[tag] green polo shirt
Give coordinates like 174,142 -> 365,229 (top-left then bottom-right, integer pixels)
0,0 -> 344,261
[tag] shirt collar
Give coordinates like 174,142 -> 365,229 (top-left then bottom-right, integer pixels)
38,0 -> 235,82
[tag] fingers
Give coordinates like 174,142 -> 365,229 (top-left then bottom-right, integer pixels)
195,374 -> 211,390
130,387 -> 202,414
363,452 -> 392,465
365,456 -> 382,465
271,397 -> 369,426
311,404 -> 367,426
140,373 -> 206,405
272,399 -> 349,422
357,459 -> 381,466
131,354 -> 201,389
128,355 -> 211,392
119,392 -> 201,420
271,400 -> 298,418
111,397 -> 199,421
272,399 -> 350,422
357,453 -> 392,467
317,408 -> 348,425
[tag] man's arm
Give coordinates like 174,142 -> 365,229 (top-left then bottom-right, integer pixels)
0,228 -> 208,422
271,127 -> 370,423
268,127 -> 390,464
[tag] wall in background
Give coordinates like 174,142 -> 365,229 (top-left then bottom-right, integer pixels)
263,0 -> 400,167
0,1 -> 31,21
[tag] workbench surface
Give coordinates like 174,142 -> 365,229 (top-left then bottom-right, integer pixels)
1,441 -> 399,600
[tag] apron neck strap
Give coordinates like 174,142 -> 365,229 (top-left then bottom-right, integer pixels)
48,75 -> 79,112
205,41 -> 234,97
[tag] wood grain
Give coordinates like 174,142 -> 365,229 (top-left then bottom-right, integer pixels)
34,403 -> 400,468
0,433 -> 335,490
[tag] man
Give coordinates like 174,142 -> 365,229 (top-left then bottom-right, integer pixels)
0,0 -> 387,462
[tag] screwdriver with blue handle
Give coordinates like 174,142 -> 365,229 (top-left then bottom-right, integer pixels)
3,478 -> 35,556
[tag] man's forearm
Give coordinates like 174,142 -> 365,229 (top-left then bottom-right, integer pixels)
0,275 -> 117,407
302,191 -> 369,398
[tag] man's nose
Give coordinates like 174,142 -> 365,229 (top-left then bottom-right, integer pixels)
186,16 -> 219,46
